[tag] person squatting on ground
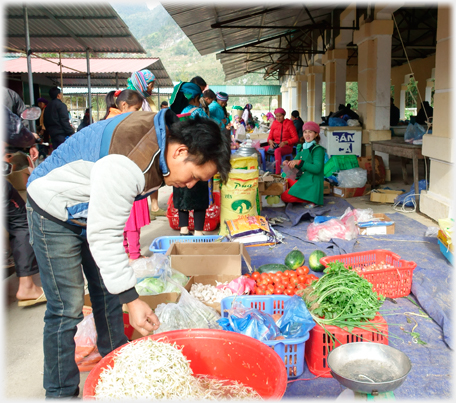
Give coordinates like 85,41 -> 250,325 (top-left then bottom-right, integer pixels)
26,108 -> 231,398
264,107 -> 299,175
281,121 -> 326,208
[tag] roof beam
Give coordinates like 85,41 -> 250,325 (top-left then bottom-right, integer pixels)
211,7 -> 282,28
220,30 -> 299,54
7,14 -> 117,20
8,34 -> 133,39
222,50 -> 325,55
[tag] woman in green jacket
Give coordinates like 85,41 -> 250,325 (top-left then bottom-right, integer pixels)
281,121 -> 325,208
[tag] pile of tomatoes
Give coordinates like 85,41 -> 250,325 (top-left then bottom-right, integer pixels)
245,266 -> 319,296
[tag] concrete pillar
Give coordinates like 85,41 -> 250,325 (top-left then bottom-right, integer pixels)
354,19 -> 394,144
425,78 -> 434,104
296,74 -> 308,122
280,82 -> 289,110
305,65 -> 324,123
400,83 -> 407,120
420,5 -> 453,220
289,81 -> 298,113
322,49 -> 348,118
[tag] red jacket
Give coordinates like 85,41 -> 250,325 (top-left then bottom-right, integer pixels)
267,119 -> 299,146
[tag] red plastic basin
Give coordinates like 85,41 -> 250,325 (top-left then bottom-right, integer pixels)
83,329 -> 288,400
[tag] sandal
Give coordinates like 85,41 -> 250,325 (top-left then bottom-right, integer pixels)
18,288 -> 47,307
303,203 -> 316,209
179,232 -> 193,236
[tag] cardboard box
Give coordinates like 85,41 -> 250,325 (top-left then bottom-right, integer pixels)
370,189 -> 404,204
438,229 -> 454,253
320,126 -> 362,157
324,181 -> 331,195
357,213 -> 395,235
332,184 -> 371,198
357,156 -> 386,185
258,174 -> 288,196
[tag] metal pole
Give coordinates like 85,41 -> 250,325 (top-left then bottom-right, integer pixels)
23,5 -> 36,132
86,48 -> 92,124
116,73 -> 119,89
96,93 -> 99,121
158,86 -> 160,106
59,51 -> 63,90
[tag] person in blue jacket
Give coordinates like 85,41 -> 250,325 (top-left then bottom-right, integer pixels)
209,91 -> 229,130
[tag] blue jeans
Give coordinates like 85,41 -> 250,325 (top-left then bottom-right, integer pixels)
26,204 -> 128,398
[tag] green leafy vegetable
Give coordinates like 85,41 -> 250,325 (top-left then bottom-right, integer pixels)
135,277 -> 165,295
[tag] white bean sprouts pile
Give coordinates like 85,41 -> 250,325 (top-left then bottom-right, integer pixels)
94,338 -> 262,400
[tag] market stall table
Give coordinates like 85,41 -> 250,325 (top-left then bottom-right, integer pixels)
371,138 -> 425,208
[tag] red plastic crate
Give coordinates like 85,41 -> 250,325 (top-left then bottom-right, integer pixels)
166,191 -> 221,232
320,249 -> 417,298
304,314 -> 388,378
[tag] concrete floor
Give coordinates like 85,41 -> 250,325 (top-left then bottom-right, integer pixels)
3,155 -> 438,400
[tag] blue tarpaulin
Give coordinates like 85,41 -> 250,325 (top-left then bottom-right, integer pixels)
240,200 -> 453,399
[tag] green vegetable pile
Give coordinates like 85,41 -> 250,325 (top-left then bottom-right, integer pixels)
302,260 -> 385,335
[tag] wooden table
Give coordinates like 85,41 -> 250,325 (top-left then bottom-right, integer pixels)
371,138 -> 425,207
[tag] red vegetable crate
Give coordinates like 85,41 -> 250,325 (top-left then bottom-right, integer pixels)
320,250 -> 417,299
304,314 -> 388,377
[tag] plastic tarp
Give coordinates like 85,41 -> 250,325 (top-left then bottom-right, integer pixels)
242,208 -> 452,399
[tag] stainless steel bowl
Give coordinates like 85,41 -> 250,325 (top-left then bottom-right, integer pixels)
327,342 -> 412,395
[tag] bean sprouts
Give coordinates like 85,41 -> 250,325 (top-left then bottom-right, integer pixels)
94,338 -> 262,400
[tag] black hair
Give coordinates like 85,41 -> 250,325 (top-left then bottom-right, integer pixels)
161,100 -> 169,107
167,114 -> 231,183
82,108 -> 91,125
291,110 -> 300,118
190,76 -> 207,89
116,89 -> 144,109
338,103 -> 344,110
101,91 -> 117,120
49,86 -> 61,100
101,90 -> 144,120
203,89 -> 216,100
346,103 -> 352,109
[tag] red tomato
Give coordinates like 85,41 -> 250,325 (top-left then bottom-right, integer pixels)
273,275 -> 282,284
302,266 -> 310,275
276,283 -> 285,290
287,283 -> 296,290
284,289 -> 294,296
260,272 -> 270,281
289,277 -> 299,286
281,276 -> 289,285
265,290 -> 273,295
307,274 -> 319,282
296,267 -> 305,276
251,272 -> 261,281
252,286 -> 258,294
267,284 -> 275,293
283,270 -> 291,277
275,271 -> 283,277
298,275 -> 307,283
256,288 -> 265,295
304,277 -> 313,285
296,283 -> 306,290
258,284 -> 268,291
274,287 -> 284,295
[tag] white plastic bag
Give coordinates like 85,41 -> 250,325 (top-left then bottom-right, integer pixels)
130,254 -> 170,282
337,167 -> 368,188
347,119 -> 360,126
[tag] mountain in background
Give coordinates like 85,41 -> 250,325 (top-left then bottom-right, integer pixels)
111,2 -> 279,88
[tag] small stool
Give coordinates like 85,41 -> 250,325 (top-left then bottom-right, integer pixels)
265,152 -> 294,173
258,148 -> 266,171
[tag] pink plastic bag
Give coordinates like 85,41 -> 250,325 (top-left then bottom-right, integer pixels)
217,276 -> 256,295
307,207 -> 359,242
251,140 -> 261,151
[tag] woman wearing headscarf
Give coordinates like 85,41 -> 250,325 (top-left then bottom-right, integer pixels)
209,92 -> 229,130
127,70 -> 165,218
127,69 -> 158,113
264,107 -> 299,175
172,83 -> 211,236
241,103 -> 254,128
170,76 -> 207,114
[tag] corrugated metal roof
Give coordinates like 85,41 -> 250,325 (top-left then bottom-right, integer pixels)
209,85 -> 281,96
3,57 -> 174,88
5,4 -> 145,54
162,4 -> 338,80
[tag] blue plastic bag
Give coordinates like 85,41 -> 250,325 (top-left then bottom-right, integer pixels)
329,117 -> 348,127
394,179 -> 428,207
276,296 -> 316,338
404,122 -> 426,142
217,302 -> 280,342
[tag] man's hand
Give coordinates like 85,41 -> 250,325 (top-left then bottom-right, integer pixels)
29,145 -> 39,162
127,298 -> 160,337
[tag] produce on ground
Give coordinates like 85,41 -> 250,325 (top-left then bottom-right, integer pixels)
284,249 -> 305,270
94,338 -> 262,400
246,267 -> 318,296
301,260 -> 385,335
308,250 -> 327,272
190,283 -> 234,304
257,263 -> 289,274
